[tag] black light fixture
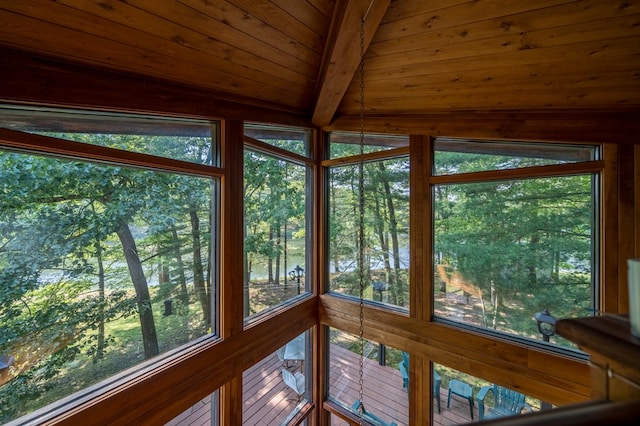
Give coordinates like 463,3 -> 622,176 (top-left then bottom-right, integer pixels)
534,309 -> 557,342
0,354 -> 15,370
289,264 -> 304,295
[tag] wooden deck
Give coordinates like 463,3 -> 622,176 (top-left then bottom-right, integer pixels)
166,345 -> 478,425
328,344 -> 476,426
329,344 -> 408,425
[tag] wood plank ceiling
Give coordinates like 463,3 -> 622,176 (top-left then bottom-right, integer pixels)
0,0 -> 639,127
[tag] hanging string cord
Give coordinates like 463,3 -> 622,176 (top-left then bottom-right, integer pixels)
362,0 -> 375,22
357,14 -> 366,426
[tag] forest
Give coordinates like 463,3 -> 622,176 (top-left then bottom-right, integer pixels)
327,139 -> 595,347
0,131 -> 216,421
0,129 -> 595,422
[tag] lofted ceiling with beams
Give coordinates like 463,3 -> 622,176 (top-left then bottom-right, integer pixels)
0,0 -> 639,127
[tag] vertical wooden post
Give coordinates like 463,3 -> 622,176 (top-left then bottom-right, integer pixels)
219,119 -> 245,424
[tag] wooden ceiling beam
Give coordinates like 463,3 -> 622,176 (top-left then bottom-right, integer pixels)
311,0 -> 390,127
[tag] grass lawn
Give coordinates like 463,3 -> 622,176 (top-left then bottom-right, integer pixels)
20,287 -> 209,414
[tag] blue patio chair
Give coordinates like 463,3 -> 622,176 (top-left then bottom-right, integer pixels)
476,384 -> 533,420
447,379 -> 474,419
281,367 -> 305,402
399,351 -> 409,388
433,370 -> 442,413
0,354 -> 15,370
399,352 -> 441,413
352,400 -> 398,426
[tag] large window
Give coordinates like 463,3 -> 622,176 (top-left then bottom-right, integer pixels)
432,138 -> 599,350
0,107 -> 220,423
243,123 -> 313,321
327,327 -> 408,425
1,105 -> 219,166
328,132 -> 407,159
243,330 -> 311,425
326,133 -> 410,310
166,391 -> 219,426
431,363 -> 541,424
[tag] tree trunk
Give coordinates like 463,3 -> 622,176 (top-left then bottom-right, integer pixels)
378,163 -> 402,306
275,224 -> 281,284
552,250 -> 560,283
373,193 -> 393,303
491,294 -> 500,330
268,225 -> 274,283
331,176 -> 340,273
283,219 -> 288,289
528,234 -> 540,285
159,261 -> 170,286
351,172 -> 361,282
244,254 -> 251,317
244,223 -> 258,317
91,201 -> 106,359
190,203 -> 210,326
171,225 -> 189,306
95,236 -> 105,360
116,223 -> 159,358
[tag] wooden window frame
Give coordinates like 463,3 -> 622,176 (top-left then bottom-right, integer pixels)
320,135 -> 622,425
429,137 -> 604,351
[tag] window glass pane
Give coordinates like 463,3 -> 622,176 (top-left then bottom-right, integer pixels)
328,157 -> 410,310
433,138 -> 597,175
432,363 -> 543,424
330,413 -> 349,425
243,331 -> 310,425
329,132 -> 409,159
244,150 -> 310,319
328,328 -> 408,426
0,105 -> 218,166
165,391 -> 218,426
434,175 -> 595,349
245,122 -> 311,157
0,149 -> 217,422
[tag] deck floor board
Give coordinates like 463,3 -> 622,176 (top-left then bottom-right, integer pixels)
165,345 -> 477,425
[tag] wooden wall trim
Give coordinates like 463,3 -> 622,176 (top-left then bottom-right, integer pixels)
221,119 -> 245,338
617,143 -> 636,313
311,0 -> 390,127
409,135 -> 428,322
0,128 -> 223,177
325,113 -> 640,145
40,298 -> 316,425
603,143 -> 620,313
0,47 -> 311,127
466,400 -> 640,426
321,146 -> 409,167
320,294 -> 590,406
636,145 -> 640,259
315,129 -> 328,426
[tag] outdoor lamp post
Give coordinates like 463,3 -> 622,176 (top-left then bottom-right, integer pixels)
534,309 -> 557,412
289,264 -> 304,295
534,308 -> 557,342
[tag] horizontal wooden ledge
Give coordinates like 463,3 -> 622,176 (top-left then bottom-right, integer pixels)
0,47 -> 313,127
430,161 -> 604,185
244,134 -> 315,166
320,294 -> 590,404
43,298 -> 317,425
325,112 -> 640,145
556,314 -> 640,369
474,399 -> 640,426
321,146 -> 410,167
0,128 -> 224,177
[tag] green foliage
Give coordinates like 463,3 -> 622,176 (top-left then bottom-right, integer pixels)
0,129 -> 214,421
328,157 -> 410,308
243,148 -> 307,287
434,151 -> 595,344
0,281 -> 137,420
